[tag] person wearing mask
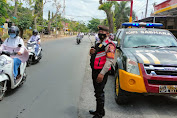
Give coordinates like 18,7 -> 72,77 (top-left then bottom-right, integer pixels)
89,25 -> 116,118
28,29 -> 41,58
0,26 -> 28,83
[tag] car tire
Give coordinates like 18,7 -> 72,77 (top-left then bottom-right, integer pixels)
115,71 -> 129,105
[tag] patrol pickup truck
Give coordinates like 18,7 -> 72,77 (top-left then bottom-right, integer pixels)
113,22 -> 177,104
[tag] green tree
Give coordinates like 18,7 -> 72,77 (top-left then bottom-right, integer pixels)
17,7 -> 33,37
99,1 -> 115,33
88,18 -> 100,32
114,1 -> 136,29
47,0 -> 61,34
34,0 -> 43,25
48,10 -> 50,20
52,12 -> 54,18
0,0 -> 8,25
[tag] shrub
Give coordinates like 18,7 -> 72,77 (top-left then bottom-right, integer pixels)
23,34 -> 29,40
26,29 -> 32,37
1,33 -> 9,41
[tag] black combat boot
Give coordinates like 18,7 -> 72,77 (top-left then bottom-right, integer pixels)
89,103 -> 105,116
92,113 -> 103,118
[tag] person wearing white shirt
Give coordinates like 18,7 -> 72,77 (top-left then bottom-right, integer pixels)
0,26 -> 28,82
28,29 -> 41,56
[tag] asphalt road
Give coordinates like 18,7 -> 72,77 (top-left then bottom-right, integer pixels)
78,52 -> 177,118
0,36 -> 91,118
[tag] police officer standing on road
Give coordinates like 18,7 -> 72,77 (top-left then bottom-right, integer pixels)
89,25 -> 115,118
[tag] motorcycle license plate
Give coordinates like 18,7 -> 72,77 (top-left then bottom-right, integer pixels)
159,85 -> 177,93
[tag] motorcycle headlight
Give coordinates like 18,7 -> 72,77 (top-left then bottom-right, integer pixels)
0,57 -> 7,67
126,59 -> 140,75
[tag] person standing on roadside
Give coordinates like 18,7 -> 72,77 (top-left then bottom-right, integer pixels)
89,25 -> 116,118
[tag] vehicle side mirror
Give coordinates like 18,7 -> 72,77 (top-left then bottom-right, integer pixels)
113,41 -> 121,49
116,45 -> 121,49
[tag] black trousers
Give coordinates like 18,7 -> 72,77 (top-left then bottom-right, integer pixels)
92,69 -> 109,115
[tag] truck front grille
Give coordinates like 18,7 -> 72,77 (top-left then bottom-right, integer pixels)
144,64 -> 177,76
148,80 -> 177,85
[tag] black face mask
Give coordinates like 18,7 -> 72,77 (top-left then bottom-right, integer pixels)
98,33 -> 106,40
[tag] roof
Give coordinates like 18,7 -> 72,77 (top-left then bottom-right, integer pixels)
135,16 -> 176,22
154,0 -> 177,16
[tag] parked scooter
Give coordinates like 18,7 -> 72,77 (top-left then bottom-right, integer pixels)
27,42 -> 42,66
0,51 -> 27,100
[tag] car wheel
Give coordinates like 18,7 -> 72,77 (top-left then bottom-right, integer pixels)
115,71 -> 129,105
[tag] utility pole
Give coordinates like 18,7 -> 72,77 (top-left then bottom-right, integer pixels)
145,0 -> 148,18
153,2 -> 157,23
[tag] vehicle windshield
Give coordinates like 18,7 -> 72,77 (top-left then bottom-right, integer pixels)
123,32 -> 177,48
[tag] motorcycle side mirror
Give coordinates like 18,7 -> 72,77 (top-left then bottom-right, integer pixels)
18,44 -> 22,47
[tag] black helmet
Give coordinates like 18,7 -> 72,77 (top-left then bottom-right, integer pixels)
8,26 -> 19,36
33,29 -> 38,35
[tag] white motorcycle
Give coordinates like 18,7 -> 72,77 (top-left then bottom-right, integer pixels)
0,51 -> 27,100
27,42 -> 42,66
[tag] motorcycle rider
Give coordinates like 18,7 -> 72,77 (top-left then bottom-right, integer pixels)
89,25 -> 115,118
109,33 -> 114,41
0,26 -> 28,83
28,29 -> 41,59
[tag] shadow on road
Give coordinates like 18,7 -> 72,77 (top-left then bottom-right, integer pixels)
105,75 -> 177,118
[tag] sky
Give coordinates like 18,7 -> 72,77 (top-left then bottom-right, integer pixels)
43,0 -> 166,23
7,0 -> 166,23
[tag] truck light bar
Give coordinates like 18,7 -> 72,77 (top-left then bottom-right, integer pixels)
122,22 -> 163,27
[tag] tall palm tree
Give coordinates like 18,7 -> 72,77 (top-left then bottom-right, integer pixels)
99,1 -> 115,33
114,1 -> 135,29
114,1 -> 129,29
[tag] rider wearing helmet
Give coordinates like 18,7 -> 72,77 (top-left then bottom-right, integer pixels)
0,26 -> 28,83
109,33 -> 114,41
28,29 -> 41,57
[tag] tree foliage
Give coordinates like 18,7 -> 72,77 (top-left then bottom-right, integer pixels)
48,11 -> 50,20
17,7 -> 33,37
99,1 -> 115,33
88,18 -> 100,32
1,0 -> 88,37
0,0 -> 8,25
114,1 -> 135,29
